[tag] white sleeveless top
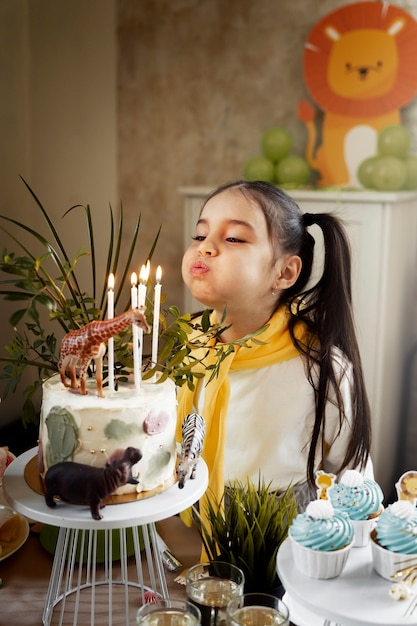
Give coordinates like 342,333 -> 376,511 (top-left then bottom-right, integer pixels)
193,347 -> 372,493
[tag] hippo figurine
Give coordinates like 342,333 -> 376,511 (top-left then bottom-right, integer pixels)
44,446 -> 142,520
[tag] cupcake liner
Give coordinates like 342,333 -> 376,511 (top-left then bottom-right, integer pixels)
370,533 -> 417,580
352,518 -> 377,547
289,535 -> 352,579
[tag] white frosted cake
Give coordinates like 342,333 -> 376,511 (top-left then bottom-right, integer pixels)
38,373 -> 178,497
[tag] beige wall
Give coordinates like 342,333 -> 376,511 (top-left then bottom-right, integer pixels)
0,0 -> 117,424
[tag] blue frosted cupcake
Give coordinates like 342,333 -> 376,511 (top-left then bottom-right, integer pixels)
371,500 -> 417,580
329,469 -> 384,546
289,499 -> 354,579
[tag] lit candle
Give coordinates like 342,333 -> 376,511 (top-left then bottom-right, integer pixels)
107,273 -> 115,392
151,266 -> 162,368
131,272 -> 140,391
137,262 -> 150,384
131,272 -> 138,308
138,263 -> 148,307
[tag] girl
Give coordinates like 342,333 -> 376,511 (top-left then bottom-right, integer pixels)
177,180 -> 372,513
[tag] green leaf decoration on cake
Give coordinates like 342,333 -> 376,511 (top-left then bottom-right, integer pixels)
104,419 -> 141,441
146,449 -> 171,474
45,406 -> 79,466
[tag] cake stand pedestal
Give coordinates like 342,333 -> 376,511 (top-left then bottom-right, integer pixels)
277,537 -> 417,626
3,448 -> 208,626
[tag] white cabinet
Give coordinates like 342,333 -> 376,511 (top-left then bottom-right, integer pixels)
180,186 -> 417,497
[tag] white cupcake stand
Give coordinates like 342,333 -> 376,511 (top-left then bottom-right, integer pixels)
4,448 -> 208,626
277,537 -> 417,626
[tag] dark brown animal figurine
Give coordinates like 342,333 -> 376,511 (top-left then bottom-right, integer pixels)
44,447 -> 142,520
58,308 -> 150,397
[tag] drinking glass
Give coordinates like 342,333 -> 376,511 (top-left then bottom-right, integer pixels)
136,598 -> 201,626
227,593 -> 289,626
186,561 -> 245,626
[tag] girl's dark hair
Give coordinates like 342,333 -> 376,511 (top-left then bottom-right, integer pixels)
203,180 -> 371,487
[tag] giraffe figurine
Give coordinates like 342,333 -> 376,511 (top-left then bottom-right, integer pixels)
58,308 -> 150,397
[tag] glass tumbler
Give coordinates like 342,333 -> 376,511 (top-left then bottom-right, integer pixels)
227,592 -> 289,626
136,598 -> 201,626
186,561 -> 245,626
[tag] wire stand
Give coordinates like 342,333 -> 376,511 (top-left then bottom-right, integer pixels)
43,523 -> 166,626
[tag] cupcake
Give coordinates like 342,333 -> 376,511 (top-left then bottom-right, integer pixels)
371,500 -> 417,580
329,469 -> 384,546
289,499 -> 354,579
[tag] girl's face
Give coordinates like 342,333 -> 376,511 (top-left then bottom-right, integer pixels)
182,188 -> 297,320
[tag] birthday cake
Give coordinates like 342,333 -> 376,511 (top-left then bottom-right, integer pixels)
38,373 -> 178,498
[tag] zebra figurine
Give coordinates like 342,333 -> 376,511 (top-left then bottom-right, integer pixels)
177,413 -> 206,489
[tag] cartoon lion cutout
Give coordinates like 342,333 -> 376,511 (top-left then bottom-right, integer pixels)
396,470 -> 417,505
298,2 -> 417,187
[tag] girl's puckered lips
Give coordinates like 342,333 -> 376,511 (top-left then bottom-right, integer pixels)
190,260 -> 210,275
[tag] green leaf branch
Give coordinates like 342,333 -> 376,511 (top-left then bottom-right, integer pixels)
0,180 -> 265,425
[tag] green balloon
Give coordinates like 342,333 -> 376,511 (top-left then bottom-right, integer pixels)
357,156 -> 379,189
371,156 -> 406,191
275,155 -> 310,185
243,156 -> 275,182
377,125 -> 411,159
404,156 -> 417,190
261,127 -> 292,162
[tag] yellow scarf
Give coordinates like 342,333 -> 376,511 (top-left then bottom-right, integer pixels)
176,305 -> 306,528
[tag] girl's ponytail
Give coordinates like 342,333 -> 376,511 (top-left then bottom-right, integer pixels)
288,212 -> 371,487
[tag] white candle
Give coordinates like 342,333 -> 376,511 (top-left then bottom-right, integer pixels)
137,262 -> 150,384
131,272 -> 140,391
151,266 -> 162,369
131,272 -> 138,308
138,263 -> 148,307
107,273 -> 115,392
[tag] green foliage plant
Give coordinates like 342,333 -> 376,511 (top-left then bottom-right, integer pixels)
193,477 -> 297,593
0,179 -> 265,425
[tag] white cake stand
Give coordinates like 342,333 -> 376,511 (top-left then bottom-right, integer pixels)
4,448 -> 208,626
277,537 -> 417,626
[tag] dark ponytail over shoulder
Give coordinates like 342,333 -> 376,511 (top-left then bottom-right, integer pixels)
287,212 -> 371,487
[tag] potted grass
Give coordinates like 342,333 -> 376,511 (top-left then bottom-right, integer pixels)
193,477 -> 297,594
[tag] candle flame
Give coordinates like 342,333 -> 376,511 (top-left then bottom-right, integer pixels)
131,272 -> 137,286
156,266 -> 162,283
108,273 -> 115,290
139,264 -> 147,283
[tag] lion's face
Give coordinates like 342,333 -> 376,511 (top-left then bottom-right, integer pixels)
400,472 -> 417,498
327,29 -> 399,100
